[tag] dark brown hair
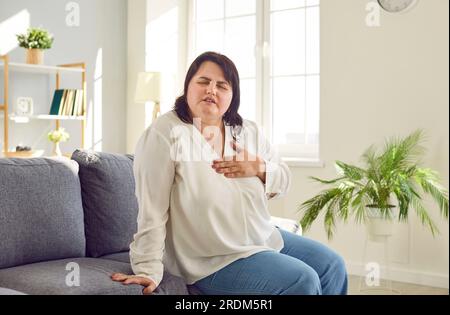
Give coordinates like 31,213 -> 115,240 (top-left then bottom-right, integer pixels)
173,51 -> 243,127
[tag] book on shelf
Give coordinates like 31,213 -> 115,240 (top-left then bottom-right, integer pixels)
66,90 -> 74,116
63,89 -> 73,116
49,89 -> 84,117
49,89 -> 64,115
73,89 -> 82,116
75,89 -> 84,116
58,90 -> 67,115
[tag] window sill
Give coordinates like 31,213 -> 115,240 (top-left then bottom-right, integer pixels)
282,157 -> 325,168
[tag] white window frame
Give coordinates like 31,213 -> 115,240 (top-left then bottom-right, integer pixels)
186,0 -> 321,162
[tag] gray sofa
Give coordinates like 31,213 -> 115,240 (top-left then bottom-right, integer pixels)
0,150 -> 300,295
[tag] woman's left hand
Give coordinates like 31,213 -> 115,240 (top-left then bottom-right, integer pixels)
212,141 -> 266,183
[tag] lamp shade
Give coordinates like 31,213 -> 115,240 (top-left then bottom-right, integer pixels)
134,72 -> 161,103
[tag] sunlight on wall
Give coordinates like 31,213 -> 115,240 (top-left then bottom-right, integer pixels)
0,9 -> 30,56
93,48 -> 103,151
146,4 -> 179,115
86,99 -> 93,149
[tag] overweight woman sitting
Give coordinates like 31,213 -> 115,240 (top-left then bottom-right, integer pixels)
111,51 -> 348,295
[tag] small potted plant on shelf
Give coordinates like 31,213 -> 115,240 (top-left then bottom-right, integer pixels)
298,129 -> 448,241
16,27 -> 54,65
47,128 -> 69,156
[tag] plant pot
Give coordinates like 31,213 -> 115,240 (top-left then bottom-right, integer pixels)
26,49 -> 44,65
367,218 -> 393,242
366,207 -> 395,242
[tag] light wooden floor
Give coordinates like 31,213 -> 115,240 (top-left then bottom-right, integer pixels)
348,275 -> 449,295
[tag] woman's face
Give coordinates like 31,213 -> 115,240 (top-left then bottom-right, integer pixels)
186,61 -> 233,124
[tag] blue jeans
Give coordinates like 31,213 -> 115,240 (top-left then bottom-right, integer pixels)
192,228 -> 348,295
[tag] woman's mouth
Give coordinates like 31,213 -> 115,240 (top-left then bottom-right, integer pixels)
203,97 -> 216,104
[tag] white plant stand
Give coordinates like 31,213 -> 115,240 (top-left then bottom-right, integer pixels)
358,221 -> 401,295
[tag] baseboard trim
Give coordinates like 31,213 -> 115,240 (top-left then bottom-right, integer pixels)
346,261 -> 449,289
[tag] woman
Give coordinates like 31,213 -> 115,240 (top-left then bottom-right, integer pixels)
112,52 -> 347,295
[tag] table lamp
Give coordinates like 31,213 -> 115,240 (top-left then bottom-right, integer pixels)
134,72 -> 161,122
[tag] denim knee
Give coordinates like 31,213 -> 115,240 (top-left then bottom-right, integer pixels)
335,255 -> 348,294
281,269 -> 322,295
324,254 -> 348,295
334,254 -> 347,277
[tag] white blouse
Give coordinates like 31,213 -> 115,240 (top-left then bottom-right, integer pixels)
129,110 -> 292,285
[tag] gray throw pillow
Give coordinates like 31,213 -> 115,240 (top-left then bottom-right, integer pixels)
71,150 -> 138,257
0,157 -> 85,269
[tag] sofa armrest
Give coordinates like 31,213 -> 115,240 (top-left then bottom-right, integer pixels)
270,216 -> 302,236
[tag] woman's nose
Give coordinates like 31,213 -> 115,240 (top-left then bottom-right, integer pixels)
206,82 -> 217,95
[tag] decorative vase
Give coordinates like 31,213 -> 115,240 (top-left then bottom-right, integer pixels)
53,141 -> 62,156
26,49 -> 44,65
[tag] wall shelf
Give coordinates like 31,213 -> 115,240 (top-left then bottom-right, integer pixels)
0,62 -> 85,75
0,55 -> 87,156
2,149 -> 45,158
4,114 -> 86,122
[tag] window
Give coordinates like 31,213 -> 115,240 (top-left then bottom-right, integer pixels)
189,0 -> 320,159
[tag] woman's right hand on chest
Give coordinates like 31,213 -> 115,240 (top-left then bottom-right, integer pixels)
111,273 -> 157,294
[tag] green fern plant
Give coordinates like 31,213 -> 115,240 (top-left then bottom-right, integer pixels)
299,130 -> 448,240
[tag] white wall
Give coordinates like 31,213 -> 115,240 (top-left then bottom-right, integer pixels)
0,0 -> 127,154
126,0 -> 146,154
268,0 -> 449,288
126,0 -> 187,153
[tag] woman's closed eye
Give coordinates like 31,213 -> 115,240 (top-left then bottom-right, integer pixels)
197,78 -> 229,90
217,83 -> 229,90
198,79 -> 210,85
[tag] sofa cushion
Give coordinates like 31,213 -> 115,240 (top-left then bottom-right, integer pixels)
100,251 -> 190,295
0,257 -> 188,295
0,157 -> 85,269
100,251 -> 131,264
0,258 -> 142,295
152,272 -> 190,295
71,150 -> 138,257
